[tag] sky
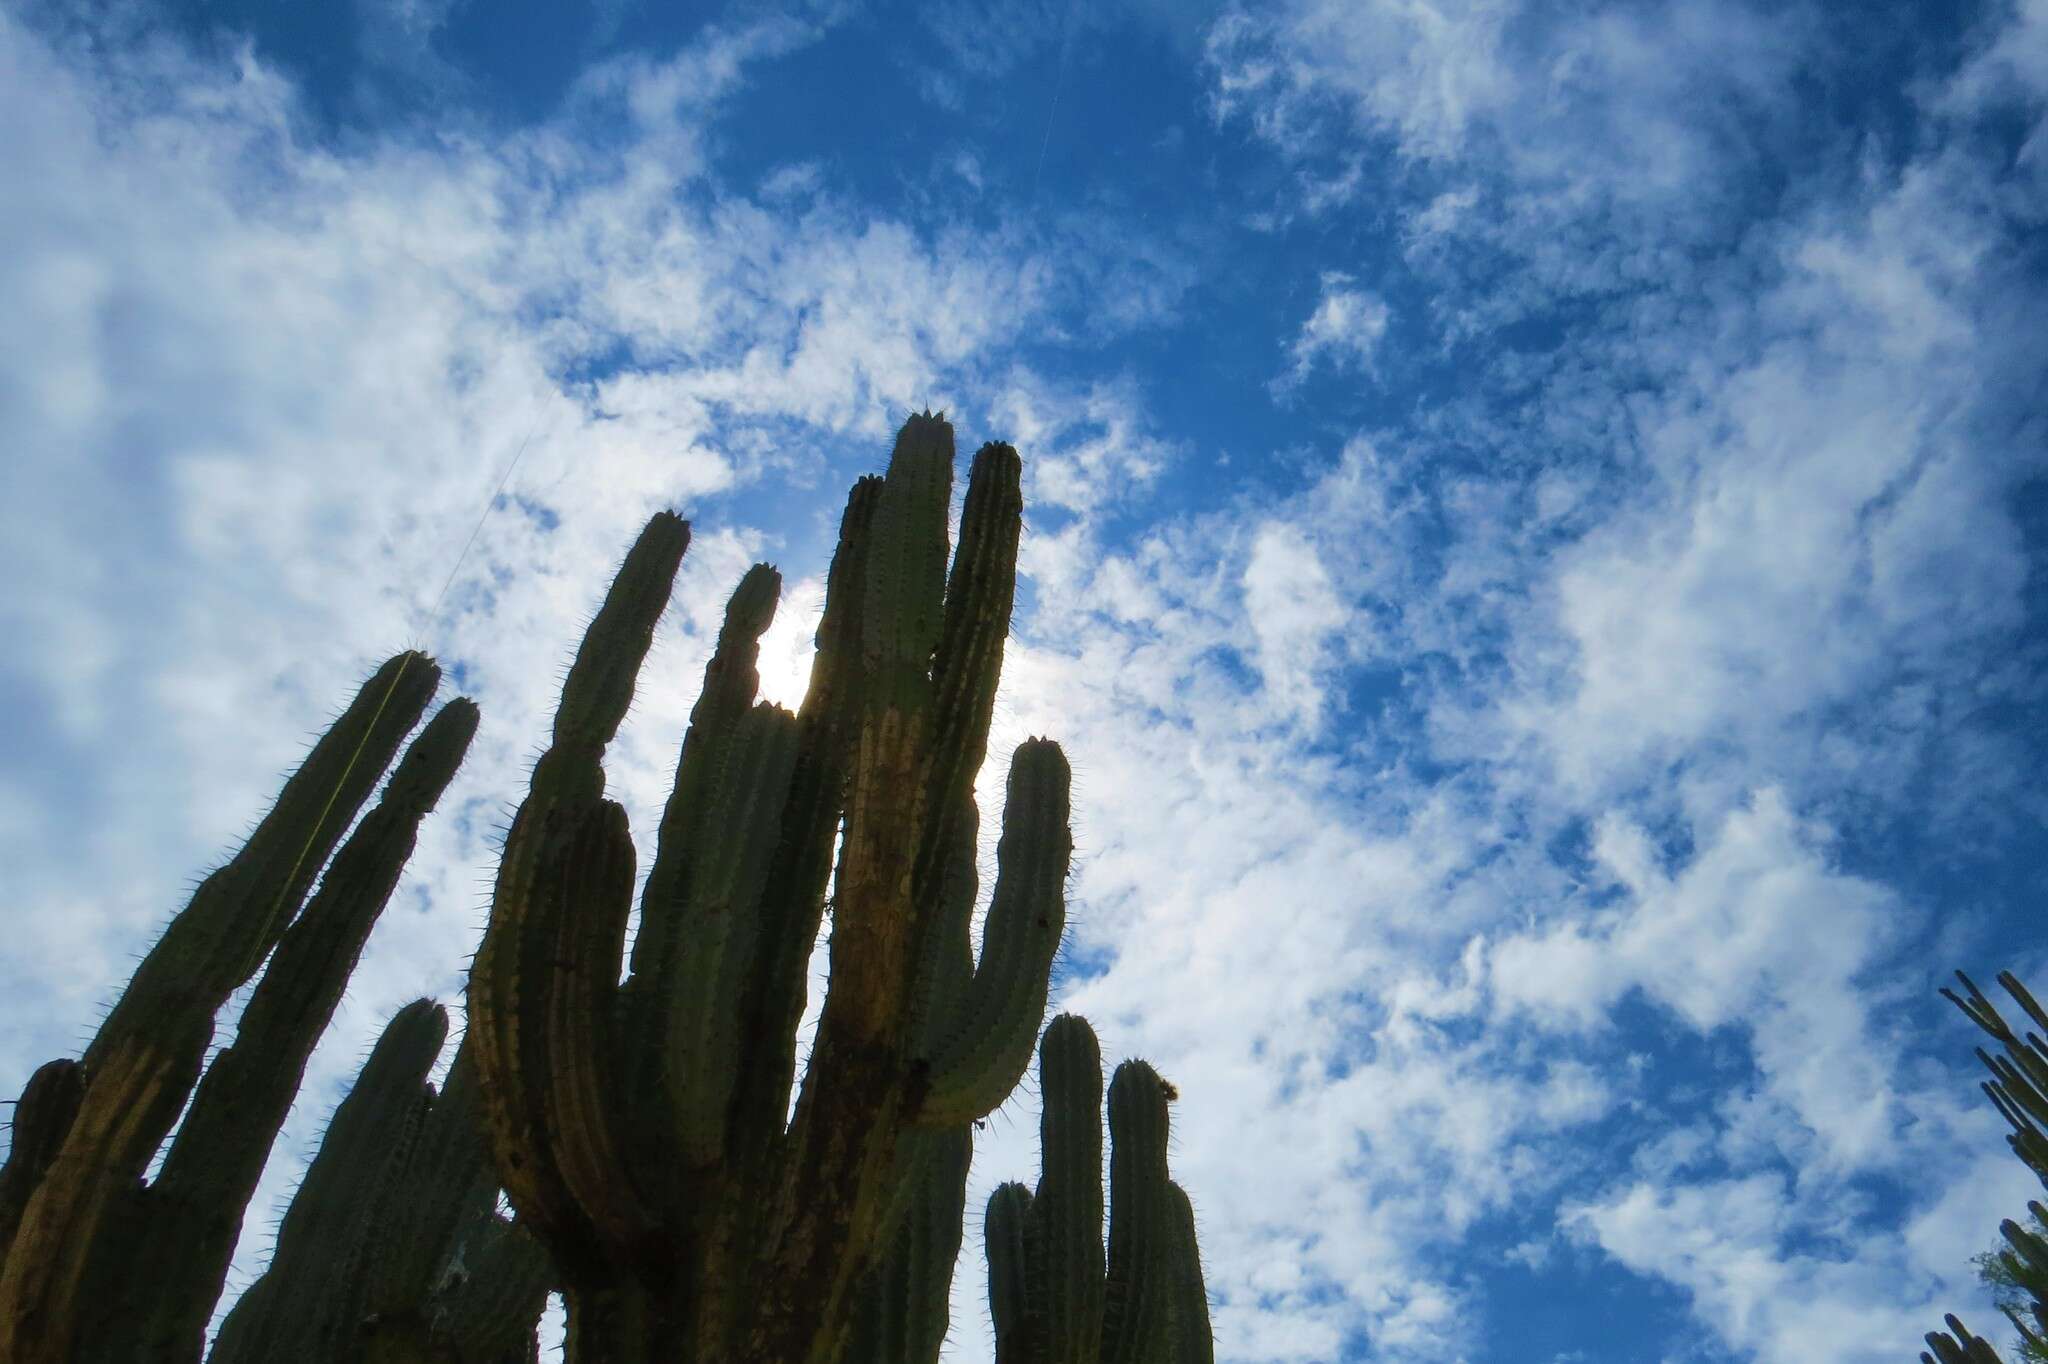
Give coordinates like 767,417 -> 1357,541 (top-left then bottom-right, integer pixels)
2,0 -> 2047,1360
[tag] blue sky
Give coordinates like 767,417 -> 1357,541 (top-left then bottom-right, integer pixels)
3,0 -> 2047,1359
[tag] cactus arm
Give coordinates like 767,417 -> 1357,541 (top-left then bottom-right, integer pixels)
842,1125 -> 970,1364
105,699 -> 478,1358
985,1181 -> 1038,1364
729,477 -> 880,1159
362,1040 -> 499,1320
1101,1062 -> 1176,1364
473,797 -> 645,1266
904,445 -> 1025,1107
469,513 -> 687,1273
924,441 -> 1022,834
861,412 -> 953,703
0,654 -> 441,1364
362,1037 -> 551,1364
0,1060 -> 83,1260
622,564 -> 780,1174
210,1001 -> 447,1364
1033,1015 -> 1107,1364
1922,1315 -> 2007,1363
1164,1184 -> 1213,1364
664,702 -> 801,1162
532,514 -> 690,802
916,741 -> 1071,1127
91,651 -> 442,1073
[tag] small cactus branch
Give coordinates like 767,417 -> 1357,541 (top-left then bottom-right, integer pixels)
471,797 -> 644,1267
861,412 -> 954,701
217,1023 -> 551,1364
985,1181 -> 1038,1364
360,1039 -> 553,1364
664,701 -> 802,1164
925,441 -> 1022,844
0,1060 -> 83,1259
623,564 -> 781,1169
211,1001 -> 447,1364
363,1041 -> 501,1319
1923,1314 -> 2007,1364
470,512 -> 688,1274
1165,1184 -> 1214,1364
532,513 -> 690,802
1103,1061 -> 1176,1364
917,740 -> 1072,1127
1035,1015 -> 1107,1364
729,477 -> 881,1163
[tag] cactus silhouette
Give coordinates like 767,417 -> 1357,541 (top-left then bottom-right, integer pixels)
210,1002 -> 551,1364
0,655 -> 476,1363
984,1015 -> 1212,1364
466,412 -> 1072,1363
1924,972 -> 2048,1364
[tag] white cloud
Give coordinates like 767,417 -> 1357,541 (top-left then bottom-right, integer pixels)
1561,1161 -> 2030,1364
1278,271 -> 1391,390
1243,521 -> 1348,727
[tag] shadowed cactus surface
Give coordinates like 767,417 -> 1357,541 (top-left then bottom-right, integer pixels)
466,412 -> 1072,1364
0,654 -> 479,1363
210,1002 -> 552,1364
985,1014 -> 1212,1364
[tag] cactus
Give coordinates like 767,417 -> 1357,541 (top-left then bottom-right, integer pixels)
985,1015 -> 1213,1364
466,412 -> 1072,1363
0,654 -> 476,1363
210,1003 -> 552,1364
1924,972 -> 2048,1364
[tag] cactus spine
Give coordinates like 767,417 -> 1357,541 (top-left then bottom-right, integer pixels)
0,655 -> 476,1363
466,413 -> 1072,1363
986,1015 -> 1213,1364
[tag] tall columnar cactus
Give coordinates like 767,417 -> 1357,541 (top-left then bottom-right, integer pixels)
985,1015 -> 1213,1364
210,1003 -> 552,1364
0,654 -> 476,1364
466,412 -> 1072,1363
1925,972 -> 2048,1364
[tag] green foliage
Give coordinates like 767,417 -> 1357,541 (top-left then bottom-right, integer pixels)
0,656 -> 480,1363
465,413 -> 1073,1363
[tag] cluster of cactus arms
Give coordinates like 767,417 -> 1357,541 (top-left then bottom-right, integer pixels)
466,411 -> 1073,1364
1924,972 -> 2048,1364
212,1002 -> 551,1364
985,1015 -> 1212,1364
0,653 -> 491,1363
